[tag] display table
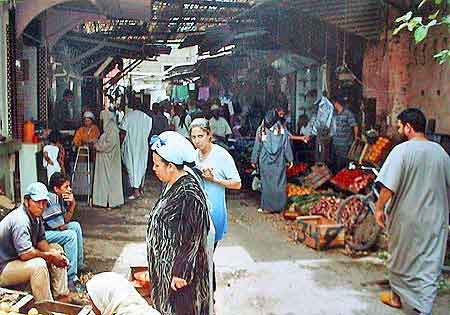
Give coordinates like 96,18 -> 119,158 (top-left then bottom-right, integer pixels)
19,142 -> 43,199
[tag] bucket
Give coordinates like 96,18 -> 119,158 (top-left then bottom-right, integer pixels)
23,121 -> 35,143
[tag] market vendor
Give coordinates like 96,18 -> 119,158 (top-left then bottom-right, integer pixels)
330,95 -> 358,171
50,89 -> 80,131
209,104 -> 232,146
0,182 -> 70,302
86,272 -> 160,315
72,111 -> 101,148
72,111 -> 101,196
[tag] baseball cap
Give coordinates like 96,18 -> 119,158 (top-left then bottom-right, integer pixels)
25,182 -> 50,201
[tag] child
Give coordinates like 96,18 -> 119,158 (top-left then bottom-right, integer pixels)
43,131 -> 63,184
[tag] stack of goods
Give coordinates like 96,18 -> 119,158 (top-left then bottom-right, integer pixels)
330,169 -> 374,193
302,164 -> 332,189
363,137 -> 391,165
286,162 -> 308,178
309,195 -> 342,221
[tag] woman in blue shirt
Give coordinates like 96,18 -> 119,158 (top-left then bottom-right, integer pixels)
190,118 -> 241,293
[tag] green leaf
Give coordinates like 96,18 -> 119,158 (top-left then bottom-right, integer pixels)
414,26 -> 428,43
393,22 -> 409,35
408,17 -> 423,31
427,20 -> 438,27
396,11 -> 413,23
419,0 -> 428,8
434,0 -> 443,4
442,15 -> 450,25
429,10 -> 440,20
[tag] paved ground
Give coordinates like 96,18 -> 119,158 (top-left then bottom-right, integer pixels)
78,178 -> 450,315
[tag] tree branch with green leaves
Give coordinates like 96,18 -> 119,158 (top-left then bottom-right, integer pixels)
394,0 -> 450,64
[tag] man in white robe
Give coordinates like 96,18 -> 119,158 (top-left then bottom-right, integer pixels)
120,105 -> 153,199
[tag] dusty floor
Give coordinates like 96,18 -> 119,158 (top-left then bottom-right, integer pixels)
78,178 -> 450,315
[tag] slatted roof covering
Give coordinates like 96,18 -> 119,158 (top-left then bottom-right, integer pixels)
72,0 -> 255,44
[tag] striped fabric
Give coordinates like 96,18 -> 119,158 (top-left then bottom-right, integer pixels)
147,174 -> 210,315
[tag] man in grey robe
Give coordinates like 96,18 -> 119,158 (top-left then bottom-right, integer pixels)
375,108 -> 450,315
93,111 -> 124,208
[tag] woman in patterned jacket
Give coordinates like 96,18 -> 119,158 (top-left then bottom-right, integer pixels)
147,131 -> 210,315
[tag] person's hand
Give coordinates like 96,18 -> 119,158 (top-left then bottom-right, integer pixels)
62,192 -> 74,203
171,277 -> 188,291
251,163 -> 257,169
287,162 -> 294,169
48,252 -> 69,268
58,224 -> 67,231
375,209 -> 386,229
202,168 -> 215,182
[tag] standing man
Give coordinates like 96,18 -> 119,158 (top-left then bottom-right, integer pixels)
209,104 -> 232,146
375,108 -> 450,315
120,102 -> 153,200
330,95 -> 358,171
0,182 -> 70,302
51,89 -> 80,131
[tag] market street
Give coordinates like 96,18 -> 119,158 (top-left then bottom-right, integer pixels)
79,179 -> 449,315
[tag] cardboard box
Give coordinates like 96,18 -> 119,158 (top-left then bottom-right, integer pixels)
296,216 -> 345,250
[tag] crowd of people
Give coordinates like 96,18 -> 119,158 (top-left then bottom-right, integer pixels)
0,86 -> 447,315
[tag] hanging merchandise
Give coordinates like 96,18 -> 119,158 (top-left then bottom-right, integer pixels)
335,0 -> 355,88
198,86 -> 210,101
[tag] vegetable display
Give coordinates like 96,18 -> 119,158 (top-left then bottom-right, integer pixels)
286,163 -> 308,178
309,196 -> 342,220
331,169 -> 374,193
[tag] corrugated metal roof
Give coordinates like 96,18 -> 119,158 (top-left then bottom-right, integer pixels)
290,0 -> 386,40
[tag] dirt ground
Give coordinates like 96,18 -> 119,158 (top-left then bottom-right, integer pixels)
77,178 -> 450,315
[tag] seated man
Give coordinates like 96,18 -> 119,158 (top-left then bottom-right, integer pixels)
0,182 -> 69,302
43,173 -> 85,292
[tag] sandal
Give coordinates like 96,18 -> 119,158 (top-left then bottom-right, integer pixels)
379,291 -> 402,309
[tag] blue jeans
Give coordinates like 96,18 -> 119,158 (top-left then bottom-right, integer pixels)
45,222 -> 84,282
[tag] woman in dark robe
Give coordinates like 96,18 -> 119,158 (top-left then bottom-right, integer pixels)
147,131 -> 210,315
251,110 -> 294,214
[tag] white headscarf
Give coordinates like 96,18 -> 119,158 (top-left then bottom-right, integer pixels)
150,131 -> 196,166
83,111 -> 95,120
86,272 -> 160,315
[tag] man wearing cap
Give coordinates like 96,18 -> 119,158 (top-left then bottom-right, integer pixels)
0,182 -> 70,302
209,104 -> 232,146
330,95 -> 359,172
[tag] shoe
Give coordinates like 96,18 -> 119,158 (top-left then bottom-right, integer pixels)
257,208 -> 276,214
379,291 -> 402,309
68,279 -> 86,294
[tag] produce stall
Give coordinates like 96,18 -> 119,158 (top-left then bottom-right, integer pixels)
279,135 -> 394,253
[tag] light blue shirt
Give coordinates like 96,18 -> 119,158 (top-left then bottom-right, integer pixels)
196,144 -> 240,241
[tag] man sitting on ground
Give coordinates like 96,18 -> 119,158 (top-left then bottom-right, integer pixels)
0,182 -> 70,302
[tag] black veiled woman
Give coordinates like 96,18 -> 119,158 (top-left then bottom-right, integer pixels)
147,131 -> 210,315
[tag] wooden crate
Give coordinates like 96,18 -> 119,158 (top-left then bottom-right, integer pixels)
0,287 -> 34,311
295,216 -> 345,250
129,266 -> 152,299
20,301 -> 91,315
